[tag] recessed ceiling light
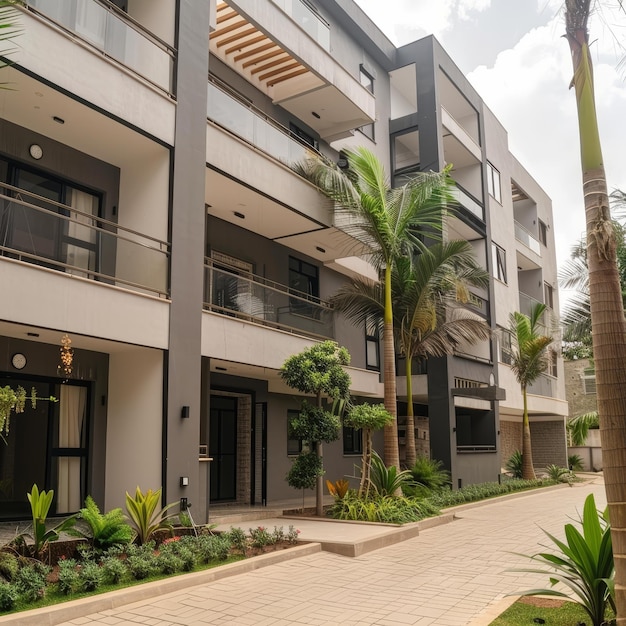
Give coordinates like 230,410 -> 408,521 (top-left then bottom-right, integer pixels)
27,332 -> 40,337
215,366 -> 227,371
316,246 -> 326,253
53,116 -> 65,124
233,211 -> 245,219
312,111 -> 321,119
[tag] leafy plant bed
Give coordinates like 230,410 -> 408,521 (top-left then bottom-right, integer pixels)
489,597 -> 615,625
0,525 -> 302,617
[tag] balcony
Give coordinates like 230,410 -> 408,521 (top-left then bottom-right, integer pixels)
204,259 -> 334,340
271,0 -> 330,50
24,0 -> 175,93
0,182 -> 169,297
208,78 -> 319,169
211,1 -> 374,141
514,221 -> 541,255
451,185 -> 483,220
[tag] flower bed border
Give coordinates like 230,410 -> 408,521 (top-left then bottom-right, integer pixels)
0,543 -> 320,626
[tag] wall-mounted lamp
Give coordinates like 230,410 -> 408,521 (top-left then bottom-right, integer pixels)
181,405 -> 190,419
180,476 -> 189,487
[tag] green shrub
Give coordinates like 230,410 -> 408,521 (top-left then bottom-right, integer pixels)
76,496 -> 133,551
126,542 -> 157,580
0,581 -> 17,611
329,492 -> 440,524
100,555 -> 127,585
505,450 -> 523,479
568,453 -> 585,472
286,525 -> 300,544
196,535 -> 231,562
225,527 -> 247,554
79,560 -> 102,592
125,487 -> 178,545
155,549 -> 183,575
271,526 -> 285,543
369,452 -> 412,496
286,451 -> 323,491
545,464 -> 570,482
249,526 -> 273,548
408,456 -> 451,491
14,561 -> 50,602
424,478 -> 548,509
0,551 -> 18,582
57,558 -> 79,595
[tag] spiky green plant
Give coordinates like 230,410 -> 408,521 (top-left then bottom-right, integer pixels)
369,451 -> 412,496
125,487 -> 178,545
510,493 -> 614,626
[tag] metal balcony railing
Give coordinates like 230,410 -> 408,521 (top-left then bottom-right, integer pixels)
208,78 -> 320,167
204,260 -> 334,339
25,0 -> 175,93
0,182 -> 169,297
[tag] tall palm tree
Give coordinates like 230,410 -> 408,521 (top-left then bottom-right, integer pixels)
509,303 -> 552,480
331,240 -> 490,467
295,147 -> 454,470
565,5 -> 626,620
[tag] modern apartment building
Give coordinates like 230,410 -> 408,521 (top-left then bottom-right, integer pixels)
0,0 -> 567,522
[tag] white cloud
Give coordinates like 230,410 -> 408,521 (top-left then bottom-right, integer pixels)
469,10 -> 626,278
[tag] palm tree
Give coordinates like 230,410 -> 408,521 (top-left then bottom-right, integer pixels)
568,411 -> 599,447
0,1 -> 20,83
509,303 -> 552,480
331,240 -> 491,467
565,5 -> 626,620
295,147 -> 454,470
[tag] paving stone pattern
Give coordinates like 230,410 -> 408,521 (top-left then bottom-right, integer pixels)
60,477 -> 606,626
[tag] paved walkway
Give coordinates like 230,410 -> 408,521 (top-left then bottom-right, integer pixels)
27,477 -> 613,625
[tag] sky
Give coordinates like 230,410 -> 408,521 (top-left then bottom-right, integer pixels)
354,0 -> 626,304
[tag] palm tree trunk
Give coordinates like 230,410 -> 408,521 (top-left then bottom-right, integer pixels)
566,4 -> 626,622
521,385 -> 535,480
404,355 -> 417,467
383,264 -> 400,470
316,391 -> 323,516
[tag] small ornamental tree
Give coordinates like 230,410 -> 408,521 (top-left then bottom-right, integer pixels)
280,341 -> 351,516
344,403 -> 393,497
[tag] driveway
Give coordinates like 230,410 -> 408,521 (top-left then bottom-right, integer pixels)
52,476 -> 607,626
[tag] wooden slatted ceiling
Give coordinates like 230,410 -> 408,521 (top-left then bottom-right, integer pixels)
213,2 -> 311,89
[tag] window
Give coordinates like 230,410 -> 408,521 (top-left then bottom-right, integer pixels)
357,67 -> 375,141
491,242 -> 507,283
499,328 -> 513,365
486,162 -> 501,203
455,408 -> 496,451
289,256 -> 319,315
287,410 -> 308,455
584,367 -> 596,395
365,315 -> 380,371
538,220 -> 548,246
544,282 -> 554,309
548,350 -> 558,377
289,123 -> 318,150
343,426 -> 363,455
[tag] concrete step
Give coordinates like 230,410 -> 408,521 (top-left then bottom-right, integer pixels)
208,508 -> 285,526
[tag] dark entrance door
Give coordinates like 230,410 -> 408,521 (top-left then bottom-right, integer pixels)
209,396 -> 237,501
0,378 -> 89,519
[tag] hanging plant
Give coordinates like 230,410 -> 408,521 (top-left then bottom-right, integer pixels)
0,385 -> 57,441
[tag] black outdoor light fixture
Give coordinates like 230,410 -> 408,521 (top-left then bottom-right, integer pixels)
181,405 -> 190,419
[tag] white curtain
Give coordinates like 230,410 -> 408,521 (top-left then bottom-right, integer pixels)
67,187 -> 97,275
56,386 -> 87,513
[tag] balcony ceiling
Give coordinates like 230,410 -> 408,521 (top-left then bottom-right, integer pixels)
212,2 -> 373,140
205,167 -> 362,263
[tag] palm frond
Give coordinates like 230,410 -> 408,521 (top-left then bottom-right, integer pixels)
568,411 -> 599,446
330,278 -> 384,328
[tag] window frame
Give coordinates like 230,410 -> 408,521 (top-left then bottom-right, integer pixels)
357,66 -> 375,141
486,162 -> 501,204
538,220 -> 548,246
491,242 -> 507,284
342,425 -> 363,456
365,314 -> 380,371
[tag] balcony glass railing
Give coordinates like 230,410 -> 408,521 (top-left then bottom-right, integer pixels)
514,221 -> 541,254
0,182 -> 169,297
208,80 -> 319,167
519,291 -> 552,332
204,260 -> 334,339
271,0 -> 330,50
451,185 -> 483,220
25,0 -> 175,93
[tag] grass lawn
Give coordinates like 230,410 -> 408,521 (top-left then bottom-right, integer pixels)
490,597 -> 614,625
